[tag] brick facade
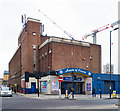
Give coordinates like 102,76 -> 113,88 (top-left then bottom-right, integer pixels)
18,18 -> 41,74
39,37 -> 101,74
90,44 -> 101,73
9,46 -> 21,92
9,18 -> 101,92
9,18 -> 41,91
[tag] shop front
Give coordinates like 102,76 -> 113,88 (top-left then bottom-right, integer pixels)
38,68 -> 92,95
20,68 -> 92,95
57,68 -> 92,95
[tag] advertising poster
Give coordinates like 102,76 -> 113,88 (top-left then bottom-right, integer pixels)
21,79 -> 25,88
87,83 -> 91,91
41,81 -> 47,92
52,82 -> 58,91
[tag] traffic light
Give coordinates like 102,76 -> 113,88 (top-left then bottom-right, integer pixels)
35,73 -> 41,79
71,72 -> 77,81
25,72 -> 29,82
74,75 -> 77,80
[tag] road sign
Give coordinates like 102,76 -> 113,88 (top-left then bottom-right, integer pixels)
58,77 -> 63,99
58,77 -> 63,82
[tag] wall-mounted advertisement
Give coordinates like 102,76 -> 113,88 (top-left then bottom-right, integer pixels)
52,82 -> 58,91
87,83 -> 91,91
21,79 -> 25,88
41,81 -> 47,92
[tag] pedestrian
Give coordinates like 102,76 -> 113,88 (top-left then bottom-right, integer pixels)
92,86 -> 96,97
14,87 -> 16,94
71,88 -> 74,98
68,87 -> 72,98
99,88 -> 102,98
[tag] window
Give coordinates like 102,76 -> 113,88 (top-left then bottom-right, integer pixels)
32,32 -> 36,36
33,49 -> 36,72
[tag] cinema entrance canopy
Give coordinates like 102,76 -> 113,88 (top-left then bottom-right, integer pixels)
56,68 -> 92,95
57,68 -> 92,77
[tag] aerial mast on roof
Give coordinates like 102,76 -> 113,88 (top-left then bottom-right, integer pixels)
21,14 -> 27,27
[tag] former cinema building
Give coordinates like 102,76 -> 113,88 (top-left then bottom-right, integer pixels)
9,18 -> 120,95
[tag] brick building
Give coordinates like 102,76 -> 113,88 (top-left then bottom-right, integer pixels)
38,37 -> 101,94
9,18 -> 41,92
39,37 -> 101,73
9,18 -> 102,94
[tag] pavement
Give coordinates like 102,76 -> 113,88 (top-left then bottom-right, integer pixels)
2,93 -> 119,109
17,93 -> 120,100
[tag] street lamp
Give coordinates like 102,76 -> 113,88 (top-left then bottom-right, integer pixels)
109,27 -> 119,98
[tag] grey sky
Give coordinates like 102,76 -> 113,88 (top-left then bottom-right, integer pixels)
0,0 -> 119,78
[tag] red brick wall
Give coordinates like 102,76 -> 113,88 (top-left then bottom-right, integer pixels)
18,20 -> 41,74
39,41 -> 101,73
51,42 -> 91,71
9,46 -> 21,92
9,19 -> 41,91
40,36 -> 50,45
90,44 -> 101,73
39,43 -> 52,73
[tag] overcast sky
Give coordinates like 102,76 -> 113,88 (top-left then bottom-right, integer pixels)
0,0 -> 119,78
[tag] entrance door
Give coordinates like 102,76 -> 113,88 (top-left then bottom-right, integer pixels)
61,82 -> 83,94
61,82 -> 74,94
31,82 -> 36,93
75,83 -> 83,94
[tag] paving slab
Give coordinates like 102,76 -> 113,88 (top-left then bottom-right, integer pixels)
17,93 -> 120,100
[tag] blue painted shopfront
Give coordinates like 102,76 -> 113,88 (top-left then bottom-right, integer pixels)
21,82 -> 38,94
20,68 -> 120,94
58,68 -> 91,94
92,73 -> 120,94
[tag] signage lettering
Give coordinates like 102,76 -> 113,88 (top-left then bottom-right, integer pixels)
58,68 -> 91,77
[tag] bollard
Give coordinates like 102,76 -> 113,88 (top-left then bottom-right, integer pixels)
65,90 -> 69,99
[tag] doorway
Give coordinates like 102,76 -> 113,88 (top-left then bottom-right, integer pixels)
31,82 -> 36,93
61,82 -> 84,94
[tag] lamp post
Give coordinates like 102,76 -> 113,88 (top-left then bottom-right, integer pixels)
109,27 -> 119,98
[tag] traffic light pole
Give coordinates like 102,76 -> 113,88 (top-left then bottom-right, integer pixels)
72,71 -> 74,99
59,82 -> 61,99
109,27 -> 119,99
37,78 -> 39,97
110,31 -> 112,99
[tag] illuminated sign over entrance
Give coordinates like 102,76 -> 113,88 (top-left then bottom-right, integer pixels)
57,68 -> 92,77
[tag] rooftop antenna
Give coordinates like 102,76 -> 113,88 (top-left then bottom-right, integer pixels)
21,14 -> 27,32
21,14 -> 27,27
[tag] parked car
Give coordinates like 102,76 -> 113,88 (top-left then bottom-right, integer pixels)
0,87 -> 12,97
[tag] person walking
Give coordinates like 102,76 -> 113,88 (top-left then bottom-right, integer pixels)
92,86 -> 96,97
71,88 -> 74,98
68,87 -> 72,98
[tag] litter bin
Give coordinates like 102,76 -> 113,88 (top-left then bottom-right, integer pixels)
112,90 -> 116,98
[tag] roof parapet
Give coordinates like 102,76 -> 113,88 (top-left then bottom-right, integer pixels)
27,17 -> 40,23
39,36 -> 90,49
